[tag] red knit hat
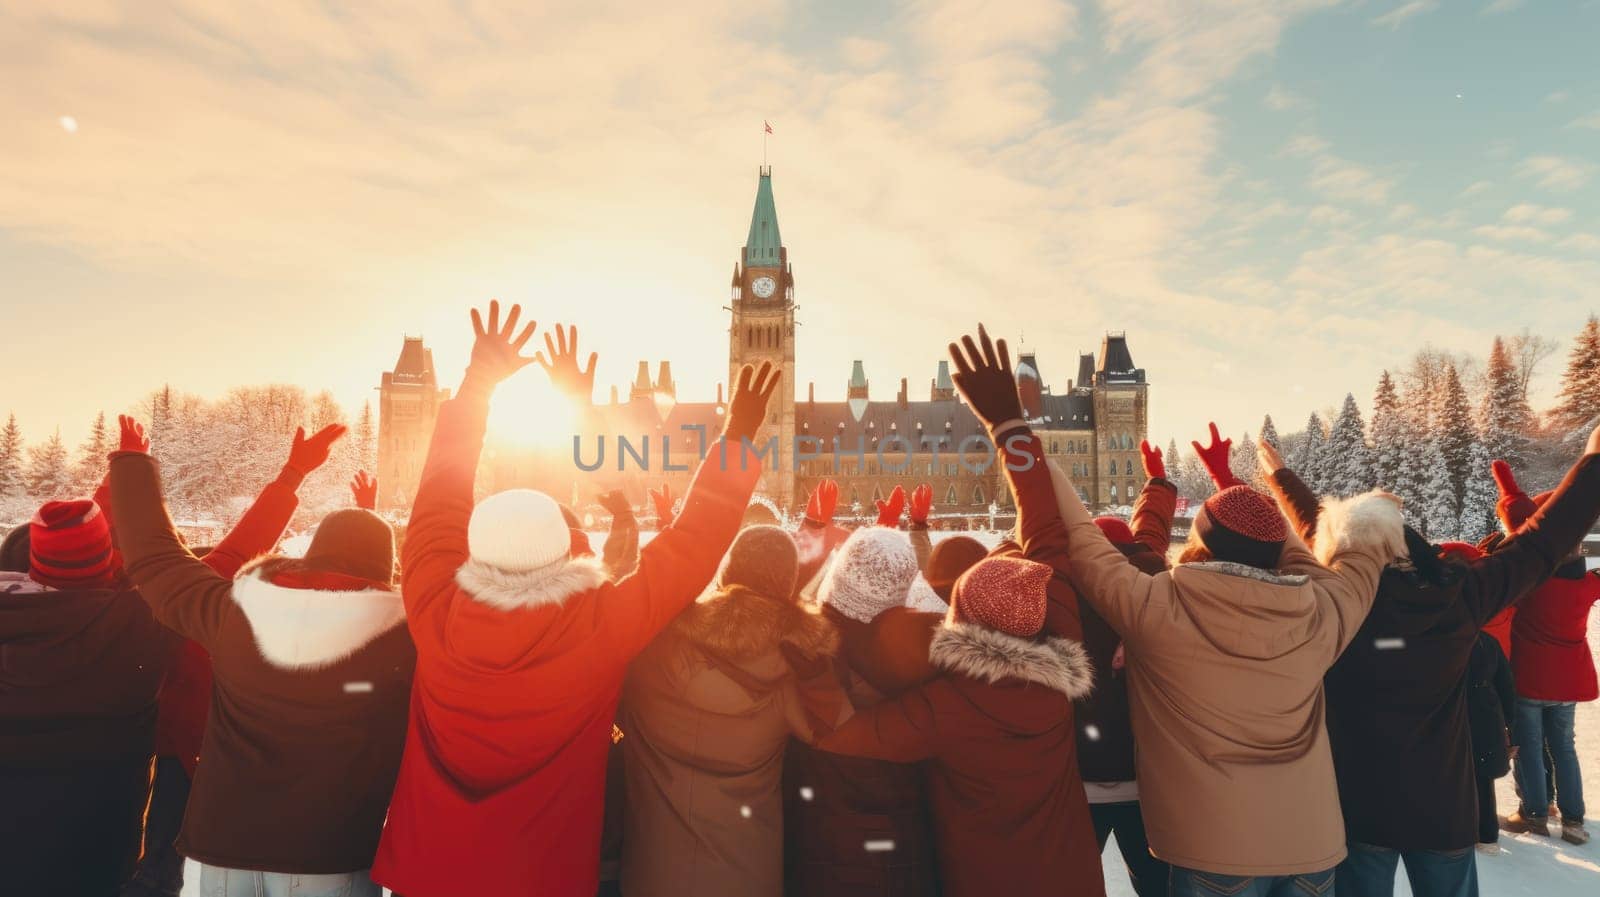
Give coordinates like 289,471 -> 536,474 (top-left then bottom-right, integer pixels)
1437,541 -> 1485,563
951,555 -> 1050,638
1093,517 -> 1135,545
1191,486 -> 1287,570
29,500 -> 119,590
925,535 -> 988,601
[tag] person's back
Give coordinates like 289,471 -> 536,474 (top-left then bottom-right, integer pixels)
1511,559 -> 1600,702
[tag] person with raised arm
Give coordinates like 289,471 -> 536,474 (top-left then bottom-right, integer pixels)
1261,427 -> 1600,894
1050,417 -> 1405,896
371,302 -> 776,897
108,414 -> 410,897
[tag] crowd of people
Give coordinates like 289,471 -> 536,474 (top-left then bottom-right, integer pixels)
2,301 -> 1598,897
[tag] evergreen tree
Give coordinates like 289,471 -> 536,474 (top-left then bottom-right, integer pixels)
1434,362 -> 1477,511
1325,394 -> 1373,497
1292,412 -> 1326,491
1260,415 -> 1281,451
0,414 -> 25,499
355,401 -> 377,474
1418,434 -> 1458,540
73,411 -> 111,495
1457,441 -> 1498,543
1479,336 -> 1535,469
1370,371 -> 1409,493
26,430 -> 72,500
1232,430 -> 1261,491
1551,314 -> 1600,435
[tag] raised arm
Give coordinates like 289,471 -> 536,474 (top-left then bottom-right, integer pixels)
1193,423 -> 1244,491
1049,457 -> 1162,640
108,446 -> 237,646
597,362 -> 777,661
907,483 -> 934,572
1260,440 -> 1321,544
813,679 -> 944,762
1459,443 -> 1600,625
1276,490 -> 1401,658
205,424 -> 345,577
1130,441 -> 1177,557
401,301 -> 538,631
598,489 -> 641,580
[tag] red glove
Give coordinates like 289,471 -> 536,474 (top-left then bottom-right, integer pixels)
285,424 -> 347,477
350,471 -> 377,510
1491,460 -> 1521,498
649,483 -> 675,526
875,485 -> 907,527
1191,423 -> 1243,490
805,480 -> 839,528
724,362 -> 781,443
536,323 -> 599,403
118,415 -> 150,454
908,483 -> 933,527
1140,440 -> 1165,480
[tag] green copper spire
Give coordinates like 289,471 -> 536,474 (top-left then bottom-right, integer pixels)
743,167 -> 783,267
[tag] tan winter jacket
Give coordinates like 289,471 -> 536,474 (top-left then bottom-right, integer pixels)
1049,460 -> 1402,876
618,585 -> 843,897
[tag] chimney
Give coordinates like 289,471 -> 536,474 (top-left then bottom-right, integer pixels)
655,361 -> 675,398
808,381 -> 815,404
897,378 -> 908,409
609,385 -> 619,405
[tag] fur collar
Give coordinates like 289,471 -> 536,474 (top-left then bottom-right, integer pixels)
1314,490 -> 1407,568
454,555 -> 607,611
675,585 -> 839,661
1183,560 -> 1309,587
231,567 -> 404,670
929,622 -> 1093,699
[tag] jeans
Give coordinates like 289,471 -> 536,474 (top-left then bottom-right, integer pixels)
1337,842 -> 1477,897
121,757 -> 190,897
198,865 -> 381,897
1091,801 -> 1170,897
1512,698 -> 1585,820
1168,865 -> 1333,897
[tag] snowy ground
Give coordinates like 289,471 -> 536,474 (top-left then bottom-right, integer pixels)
181,544 -> 1597,895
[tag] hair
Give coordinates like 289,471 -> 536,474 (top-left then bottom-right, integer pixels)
0,525 -> 29,573
1402,526 -> 1452,588
1177,542 -> 1213,565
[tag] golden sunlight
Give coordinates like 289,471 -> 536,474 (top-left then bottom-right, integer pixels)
486,371 -> 578,451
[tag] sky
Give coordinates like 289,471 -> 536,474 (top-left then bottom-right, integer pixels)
2,0 -> 1598,453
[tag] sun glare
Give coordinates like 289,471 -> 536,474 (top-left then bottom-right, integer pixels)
487,373 -> 579,451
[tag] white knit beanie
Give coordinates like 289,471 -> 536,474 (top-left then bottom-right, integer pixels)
818,527 -> 919,623
467,489 -> 571,573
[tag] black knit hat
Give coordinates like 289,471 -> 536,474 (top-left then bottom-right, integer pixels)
303,509 -> 396,585
717,525 -> 799,600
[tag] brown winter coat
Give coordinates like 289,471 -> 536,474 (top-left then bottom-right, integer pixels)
1050,459 -> 1401,876
619,585 -> 842,897
816,619 -> 1100,897
784,604 -> 942,897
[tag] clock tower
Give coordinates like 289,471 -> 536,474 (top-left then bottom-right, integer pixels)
728,166 -> 797,509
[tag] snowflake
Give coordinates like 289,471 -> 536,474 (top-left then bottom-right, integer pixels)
864,840 -> 896,853
799,787 -> 814,802
1374,638 -> 1406,651
343,681 -> 374,693
1084,725 -> 1101,741
59,116 -> 78,133
740,805 -> 752,819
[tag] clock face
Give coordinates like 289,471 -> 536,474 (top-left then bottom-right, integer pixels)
751,275 -> 777,298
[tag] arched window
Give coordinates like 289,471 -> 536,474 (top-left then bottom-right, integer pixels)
849,486 -> 860,505
1110,484 -> 1120,502
1109,460 -> 1119,475
746,326 -> 753,347
1125,460 -> 1134,476
972,485 -> 985,505
946,484 -> 959,505
872,485 -> 885,503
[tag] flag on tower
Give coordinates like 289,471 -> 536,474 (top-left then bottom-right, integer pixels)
764,121 -> 773,134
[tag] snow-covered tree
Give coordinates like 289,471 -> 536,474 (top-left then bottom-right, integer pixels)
1324,394 -> 1372,497
355,401 -> 377,474
1434,362 -> 1477,511
1175,445 -> 1212,502
73,412 -> 111,495
1370,372 -> 1409,491
1479,336 -> 1535,470
1551,314 -> 1600,436
1231,430 -> 1262,491
26,430 -> 72,500
1292,412 -> 1326,492
1417,434 -> 1458,540
0,414 -> 24,499
1260,415 -> 1281,451
1457,441 -> 1498,543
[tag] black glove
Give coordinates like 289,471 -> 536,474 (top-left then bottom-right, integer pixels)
948,324 -> 1022,428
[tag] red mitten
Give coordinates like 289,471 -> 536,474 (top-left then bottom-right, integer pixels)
649,483 -> 675,526
875,485 -> 907,527
350,471 -> 377,510
1191,422 -> 1243,490
908,483 -> 933,527
1490,460 -> 1520,498
118,415 -> 150,454
805,480 -> 839,528
1140,440 -> 1165,481
286,424 -> 347,477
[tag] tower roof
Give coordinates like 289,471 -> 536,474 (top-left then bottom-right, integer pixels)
392,337 -> 436,385
934,360 -> 954,393
1075,353 -> 1095,390
743,167 -> 783,268
848,360 -> 868,391
1097,333 -> 1135,375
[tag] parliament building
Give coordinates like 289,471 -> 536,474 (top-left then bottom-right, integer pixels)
378,169 -> 1150,523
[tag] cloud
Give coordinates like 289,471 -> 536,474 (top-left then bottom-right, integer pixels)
1482,0 -> 1525,13
1371,1 -> 1439,29
1264,85 -> 1305,111
1569,111 -> 1600,130
1516,155 -> 1595,190
1460,180 -> 1494,198
1472,224 -> 1551,243
1557,233 -> 1600,253
1503,203 -> 1571,226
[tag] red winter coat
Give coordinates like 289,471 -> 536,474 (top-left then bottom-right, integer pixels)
372,385 -> 761,897
1510,560 -> 1600,702
93,467 -> 304,775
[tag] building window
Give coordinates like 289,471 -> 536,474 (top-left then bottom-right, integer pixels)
1110,484 -> 1120,502
1109,460 -> 1118,475
946,484 -> 958,505
972,485 -> 985,505
1125,460 -> 1134,476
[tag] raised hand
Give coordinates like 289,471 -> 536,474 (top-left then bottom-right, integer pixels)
1191,422 -> 1241,489
350,470 -> 378,510
1140,440 -> 1165,480
908,483 -> 933,527
804,480 -> 839,528
649,483 -> 675,526
1257,440 -> 1286,478
286,424 -> 347,476
466,300 -> 538,387
947,324 -> 1022,429
597,489 -> 631,518
118,415 -> 150,454
875,485 -> 907,527
536,323 -> 598,402
723,361 -> 781,443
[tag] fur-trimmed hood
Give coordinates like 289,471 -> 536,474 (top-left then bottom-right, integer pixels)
453,554 -> 607,612
674,584 -> 839,663
929,621 -> 1093,699
1182,560 -> 1309,587
1313,490 -> 1407,568
232,558 -> 405,670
